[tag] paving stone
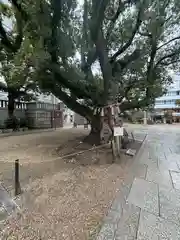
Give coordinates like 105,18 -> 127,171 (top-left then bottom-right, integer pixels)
127,178 -> 159,215
139,156 -> 158,170
104,208 -> 122,224
114,203 -> 140,240
158,159 -> 180,172
97,128 -> 180,240
159,186 -> 180,226
137,210 -> 180,240
96,223 -> 117,240
176,161 -> 180,171
146,168 -> 173,188
165,153 -> 180,163
170,171 -> 180,189
133,164 -> 147,179
105,178 -> 135,225
158,156 -> 167,162
110,196 -> 123,213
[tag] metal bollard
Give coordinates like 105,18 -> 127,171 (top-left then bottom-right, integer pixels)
15,159 -> 21,196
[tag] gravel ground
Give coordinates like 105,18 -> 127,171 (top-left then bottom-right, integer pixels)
0,128 -> 88,193
0,127 -> 143,239
1,163 -> 135,240
0,127 -> 88,164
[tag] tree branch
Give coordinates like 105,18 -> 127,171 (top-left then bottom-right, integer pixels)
111,49 -> 141,79
13,9 -> 23,51
120,98 -> 148,112
90,0 -> 109,42
81,0 -> 88,69
81,47 -> 97,73
157,36 -> 180,50
159,59 -> 180,66
146,37 -> 157,99
94,30 -> 112,105
155,51 -> 180,66
0,0 -> 26,52
9,0 -> 28,21
138,30 -> 152,37
50,84 -> 93,120
48,64 -> 95,100
0,20 -> 15,51
111,1 -> 144,62
113,49 -> 141,73
106,0 -> 123,41
117,79 -> 137,103
50,0 -> 62,63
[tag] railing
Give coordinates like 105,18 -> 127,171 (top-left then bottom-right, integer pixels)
0,100 -> 27,109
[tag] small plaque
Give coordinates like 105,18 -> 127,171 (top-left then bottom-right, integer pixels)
126,148 -> 136,156
114,126 -> 124,136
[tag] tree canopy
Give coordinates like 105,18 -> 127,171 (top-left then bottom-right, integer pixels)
1,0 -> 180,124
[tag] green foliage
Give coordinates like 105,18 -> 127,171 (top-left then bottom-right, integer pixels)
176,99 -> 180,106
1,0 -> 180,120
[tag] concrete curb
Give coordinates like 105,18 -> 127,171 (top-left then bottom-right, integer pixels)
0,128 -> 58,138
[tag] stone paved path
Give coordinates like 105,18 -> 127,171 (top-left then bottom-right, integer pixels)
97,127 -> 180,239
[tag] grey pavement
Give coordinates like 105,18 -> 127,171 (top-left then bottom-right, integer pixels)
97,125 -> 180,240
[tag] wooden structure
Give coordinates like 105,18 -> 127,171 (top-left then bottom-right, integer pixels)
95,102 -> 126,158
26,102 -> 63,129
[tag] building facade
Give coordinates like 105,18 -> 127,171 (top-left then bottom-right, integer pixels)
0,91 -> 75,126
154,74 -> 180,121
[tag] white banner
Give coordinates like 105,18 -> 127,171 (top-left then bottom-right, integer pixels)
114,126 -> 124,136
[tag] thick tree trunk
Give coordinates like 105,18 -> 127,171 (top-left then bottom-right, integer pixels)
8,93 -> 15,118
7,93 -> 19,131
84,115 -> 102,145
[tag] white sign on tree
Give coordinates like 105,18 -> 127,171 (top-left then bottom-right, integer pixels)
114,126 -> 124,136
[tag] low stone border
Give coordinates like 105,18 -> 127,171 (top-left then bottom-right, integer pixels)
1,127 -> 28,134
0,128 -> 57,138
95,134 -> 148,240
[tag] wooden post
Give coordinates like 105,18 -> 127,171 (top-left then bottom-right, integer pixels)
115,136 -> 120,156
15,159 -> 21,196
131,132 -> 135,142
111,138 -> 117,159
118,136 -> 122,156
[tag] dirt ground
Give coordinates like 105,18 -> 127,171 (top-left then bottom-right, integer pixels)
0,128 -> 89,164
0,127 -> 143,240
0,128 -> 89,192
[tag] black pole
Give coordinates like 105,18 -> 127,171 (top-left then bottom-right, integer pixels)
15,159 -> 21,196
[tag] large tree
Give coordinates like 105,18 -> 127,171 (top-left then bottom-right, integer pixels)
0,48 -> 36,118
1,0 -> 180,139
0,0 -> 35,118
